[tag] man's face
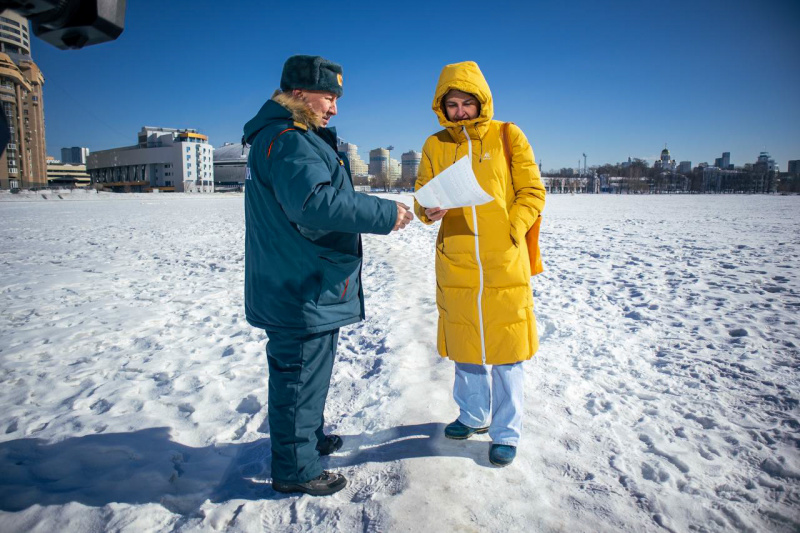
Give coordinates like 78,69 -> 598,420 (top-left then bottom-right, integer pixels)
444,90 -> 479,121
293,89 -> 338,126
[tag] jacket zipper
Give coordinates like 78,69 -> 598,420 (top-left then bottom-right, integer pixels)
463,125 -> 487,364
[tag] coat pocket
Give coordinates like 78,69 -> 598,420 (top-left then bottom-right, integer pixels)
317,251 -> 361,306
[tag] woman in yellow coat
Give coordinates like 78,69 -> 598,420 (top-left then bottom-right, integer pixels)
414,61 -> 545,466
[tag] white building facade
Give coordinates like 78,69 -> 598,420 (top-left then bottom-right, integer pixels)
337,140 -> 368,177
389,157 -> 401,184
87,127 -> 214,192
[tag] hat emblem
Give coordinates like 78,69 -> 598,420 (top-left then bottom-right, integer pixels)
337,73 -> 343,87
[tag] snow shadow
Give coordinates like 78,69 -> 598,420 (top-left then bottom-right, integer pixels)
0,423 -> 489,513
214,423 -> 491,504
330,422 -> 490,468
0,427 -> 248,515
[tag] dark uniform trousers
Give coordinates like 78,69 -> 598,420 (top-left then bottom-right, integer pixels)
265,328 -> 339,483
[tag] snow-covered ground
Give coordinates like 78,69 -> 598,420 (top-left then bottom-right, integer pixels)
0,191 -> 798,532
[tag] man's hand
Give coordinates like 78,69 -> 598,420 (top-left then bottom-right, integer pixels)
424,207 -> 448,222
393,202 -> 414,231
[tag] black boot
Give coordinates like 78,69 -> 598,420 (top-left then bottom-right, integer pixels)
272,470 -> 347,496
316,434 -> 343,456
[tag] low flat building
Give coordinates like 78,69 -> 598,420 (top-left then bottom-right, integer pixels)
87,126 -> 214,192
46,162 -> 90,187
702,166 -> 745,192
213,142 -> 248,192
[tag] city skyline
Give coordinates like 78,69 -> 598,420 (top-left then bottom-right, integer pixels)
31,0 -> 800,172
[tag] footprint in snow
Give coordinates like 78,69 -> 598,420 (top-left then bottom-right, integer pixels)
178,403 -> 195,417
90,399 -> 112,414
641,462 -> 670,483
343,467 -> 404,503
236,395 -> 262,415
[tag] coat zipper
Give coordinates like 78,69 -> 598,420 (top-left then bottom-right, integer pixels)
463,125 -> 487,364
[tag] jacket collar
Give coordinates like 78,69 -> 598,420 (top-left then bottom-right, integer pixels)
272,91 -> 323,130
273,92 -> 340,152
445,120 -> 490,143
243,90 -> 340,147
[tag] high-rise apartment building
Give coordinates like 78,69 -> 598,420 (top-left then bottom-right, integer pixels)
389,158 -> 400,183
401,150 -> 421,183
369,148 -> 389,178
337,140 -> 368,176
369,148 -> 401,187
61,146 -> 89,164
788,160 -> 799,177
0,10 -> 30,61
678,161 -> 692,174
0,9 -> 47,190
88,126 -> 214,192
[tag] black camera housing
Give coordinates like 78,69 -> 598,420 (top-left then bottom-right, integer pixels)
0,0 -> 126,50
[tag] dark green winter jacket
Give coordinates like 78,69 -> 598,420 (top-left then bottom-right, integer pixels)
243,92 -> 397,333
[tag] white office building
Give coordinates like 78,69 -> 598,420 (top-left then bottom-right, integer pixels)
389,157 -> 401,184
87,126 -> 214,192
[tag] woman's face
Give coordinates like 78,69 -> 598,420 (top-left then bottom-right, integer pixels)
443,90 -> 479,121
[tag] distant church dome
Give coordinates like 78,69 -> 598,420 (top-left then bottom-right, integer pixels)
661,148 -> 670,156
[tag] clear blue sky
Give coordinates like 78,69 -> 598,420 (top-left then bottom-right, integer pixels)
35,0 -> 800,172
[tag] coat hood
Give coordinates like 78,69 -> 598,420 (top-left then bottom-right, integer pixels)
243,91 -> 323,145
432,61 -> 494,133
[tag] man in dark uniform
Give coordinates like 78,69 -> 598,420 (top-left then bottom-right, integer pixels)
243,55 -> 413,496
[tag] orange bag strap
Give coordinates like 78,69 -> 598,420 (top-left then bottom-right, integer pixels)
267,128 -> 297,158
503,121 -> 544,276
501,122 -> 514,174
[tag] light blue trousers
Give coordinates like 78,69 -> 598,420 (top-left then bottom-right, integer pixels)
454,361 -> 525,446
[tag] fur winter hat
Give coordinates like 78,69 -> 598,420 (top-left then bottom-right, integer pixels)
280,55 -> 343,97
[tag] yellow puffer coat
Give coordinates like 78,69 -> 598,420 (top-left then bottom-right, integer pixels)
414,61 -> 546,365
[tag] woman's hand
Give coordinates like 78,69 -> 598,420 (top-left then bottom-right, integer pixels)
425,207 -> 448,222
